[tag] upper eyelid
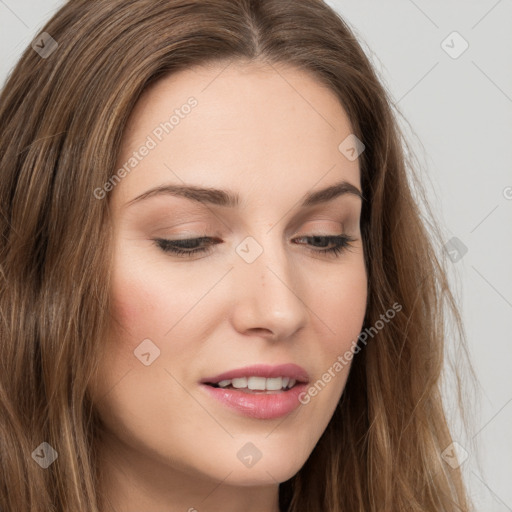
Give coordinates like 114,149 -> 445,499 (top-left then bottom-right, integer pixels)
151,216 -> 353,235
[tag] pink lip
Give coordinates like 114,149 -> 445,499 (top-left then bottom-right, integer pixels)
200,363 -> 310,384
199,363 -> 310,420
200,382 -> 309,419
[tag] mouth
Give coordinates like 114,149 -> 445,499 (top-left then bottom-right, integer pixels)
199,364 -> 310,419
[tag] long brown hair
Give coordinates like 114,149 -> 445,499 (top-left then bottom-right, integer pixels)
0,0 -> 476,510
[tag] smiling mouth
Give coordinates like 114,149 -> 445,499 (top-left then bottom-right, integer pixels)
200,371 -> 309,419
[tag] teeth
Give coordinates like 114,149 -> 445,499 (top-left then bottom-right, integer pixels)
213,376 -> 297,390
263,377 -> 282,391
232,377 -> 248,388
248,376 -> 268,390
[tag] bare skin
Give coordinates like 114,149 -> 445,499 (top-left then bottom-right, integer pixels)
89,60 -> 367,512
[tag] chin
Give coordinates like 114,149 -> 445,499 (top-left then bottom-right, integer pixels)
219,462 -> 301,487
194,442 -> 308,486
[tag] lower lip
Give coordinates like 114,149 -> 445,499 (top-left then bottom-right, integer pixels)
200,383 -> 308,419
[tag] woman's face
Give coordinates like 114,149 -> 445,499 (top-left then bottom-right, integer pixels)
90,60 -> 367,506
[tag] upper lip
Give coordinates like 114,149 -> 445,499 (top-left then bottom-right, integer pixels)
200,363 -> 310,385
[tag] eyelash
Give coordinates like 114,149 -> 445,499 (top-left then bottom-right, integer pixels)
153,234 -> 356,258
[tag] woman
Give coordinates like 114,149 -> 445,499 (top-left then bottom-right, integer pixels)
0,0 -> 475,510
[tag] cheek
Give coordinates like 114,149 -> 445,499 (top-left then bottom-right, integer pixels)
93,263 -> 168,397
103,258 -> 206,380
309,259 -> 367,384
319,261 -> 367,339
291,263 -> 367,449
108,262 -> 177,341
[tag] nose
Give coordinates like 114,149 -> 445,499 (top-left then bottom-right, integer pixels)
229,236 -> 309,341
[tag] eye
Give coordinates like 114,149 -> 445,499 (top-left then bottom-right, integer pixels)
154,236 -> 219,257
292,234 -> 356,257
153,234 -> 356,259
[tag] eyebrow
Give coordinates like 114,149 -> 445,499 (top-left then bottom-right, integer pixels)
124,179 -> 363,209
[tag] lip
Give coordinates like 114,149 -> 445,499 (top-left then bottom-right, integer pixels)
199,364 -> 310,420
200,382 -> 309,419
200,363 -> 310,385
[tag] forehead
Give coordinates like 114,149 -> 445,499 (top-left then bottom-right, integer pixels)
113,60 -> 361,207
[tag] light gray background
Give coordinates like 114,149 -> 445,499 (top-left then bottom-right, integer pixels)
1,1 -> 511,510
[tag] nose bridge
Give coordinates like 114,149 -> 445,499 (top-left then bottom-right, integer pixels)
230,231 -> 309,339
